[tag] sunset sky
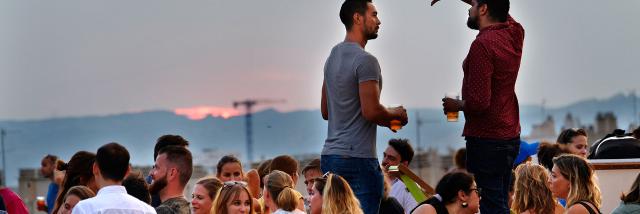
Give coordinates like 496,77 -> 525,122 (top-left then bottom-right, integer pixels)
1,0 -> 639,120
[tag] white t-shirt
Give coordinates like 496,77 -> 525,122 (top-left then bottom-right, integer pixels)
72,185 -> 156,214
390,178 -> 418,214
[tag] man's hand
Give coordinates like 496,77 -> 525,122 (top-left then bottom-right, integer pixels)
442,98 -> 464,115
389,106 -> 409,125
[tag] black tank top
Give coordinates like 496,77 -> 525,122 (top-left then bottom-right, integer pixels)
575,201 -> 602,214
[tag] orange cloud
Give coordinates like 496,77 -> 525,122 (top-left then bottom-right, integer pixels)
174,106 -> 241,120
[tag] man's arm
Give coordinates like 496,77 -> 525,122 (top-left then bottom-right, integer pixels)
321,81 -> 328,120
359,80 -> 407,128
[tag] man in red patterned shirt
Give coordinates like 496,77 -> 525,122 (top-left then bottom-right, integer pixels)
436,0 -> 524,213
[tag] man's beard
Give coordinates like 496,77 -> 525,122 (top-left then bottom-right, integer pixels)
467,15 -> 480,30
366,30 -> 378,40
149,174 -> 168,195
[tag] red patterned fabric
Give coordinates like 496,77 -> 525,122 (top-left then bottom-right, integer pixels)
462,15 -> 524,140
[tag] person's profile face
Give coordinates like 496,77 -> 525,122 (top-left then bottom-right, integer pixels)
191,184 -> 213,214
549,165 -> 570,199
363,3 -> 380,40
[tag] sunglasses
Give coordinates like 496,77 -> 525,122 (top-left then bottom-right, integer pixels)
223,181 -> 248,188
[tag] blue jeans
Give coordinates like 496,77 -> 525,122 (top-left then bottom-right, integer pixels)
466,137 -> 520,214
321,155 -> 383,214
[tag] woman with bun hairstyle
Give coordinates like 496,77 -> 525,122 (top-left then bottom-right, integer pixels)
262,170 -> 305,214
52,151 -> 97,214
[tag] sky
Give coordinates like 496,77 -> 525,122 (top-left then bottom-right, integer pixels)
1,0 -> 639,120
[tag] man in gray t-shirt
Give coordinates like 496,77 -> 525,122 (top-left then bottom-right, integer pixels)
320,1 -> 407,213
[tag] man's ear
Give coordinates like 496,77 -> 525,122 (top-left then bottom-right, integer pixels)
479,4 -> 489,17
401,161 -> 410,167
92,162 -> 100,177
352,13 -> 362,26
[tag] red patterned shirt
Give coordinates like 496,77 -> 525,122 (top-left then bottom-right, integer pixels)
461,15 -> 524,140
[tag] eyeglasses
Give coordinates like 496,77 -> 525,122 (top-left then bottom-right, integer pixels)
223,181 -> 248,188
469,187 -> 482,195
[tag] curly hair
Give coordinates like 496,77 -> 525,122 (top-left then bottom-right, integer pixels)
513,163 -> 555,214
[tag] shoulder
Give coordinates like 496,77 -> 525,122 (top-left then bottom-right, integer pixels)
355,52 -> 378,64
567,202 -> 594,214
412,204 -> 437,214
554,202 -> 566,214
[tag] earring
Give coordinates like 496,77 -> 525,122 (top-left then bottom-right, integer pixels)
461,202 -> 468,208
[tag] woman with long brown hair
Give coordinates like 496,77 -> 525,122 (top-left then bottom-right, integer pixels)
211,181 -> 255,214
549,154 -> 602,214
52,151 -> 97,214
56,185 -> 95,214
512,163 -> 563,214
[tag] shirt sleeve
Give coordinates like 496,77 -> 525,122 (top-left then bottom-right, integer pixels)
355,54 -> 381,83
462,39 -> 493,114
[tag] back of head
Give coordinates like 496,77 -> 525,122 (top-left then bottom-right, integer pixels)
454,148 -> 467,169
435,172 -> 474,205
257,159 -> 273,187
122,172 -> 151,204
537,142 -> 563,170
552,154 -> 601,207
389,139 -> 414,164
513,163 -> 554,214
322,174 -> 363,214
621,172 -> 640,203
339,0 -> 372,31
269,155 -> 299,179
196,177 -> 223,200
96,142 -> 130,182
476,0 -> 510,22
154,134 -> 189,161
54,151 -> 96,213
212,182 -> 254,214
265,170 -> 299,211
64,185 -> 96,201
159,146 -> 193,187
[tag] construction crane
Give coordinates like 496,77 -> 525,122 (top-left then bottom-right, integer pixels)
233,99 -> 286,164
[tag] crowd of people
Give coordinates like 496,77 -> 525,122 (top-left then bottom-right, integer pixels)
0,129 -> 636,214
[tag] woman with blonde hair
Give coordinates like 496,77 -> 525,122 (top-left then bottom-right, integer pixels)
262,170 -> 305,214
512,163 -> 563,214
549,154 -> 602,214
320,173 -> 363,214
211,181 -> 255,214
56,185 -> 95,214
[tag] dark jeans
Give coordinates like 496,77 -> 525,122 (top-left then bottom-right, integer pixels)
321,155 -> 383,214
466,137 -> 520,214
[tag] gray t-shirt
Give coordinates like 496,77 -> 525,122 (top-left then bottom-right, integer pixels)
322,41 -> 382,158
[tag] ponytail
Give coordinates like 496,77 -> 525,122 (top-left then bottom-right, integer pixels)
276,186 -> 300,211
266,170 -> 301,212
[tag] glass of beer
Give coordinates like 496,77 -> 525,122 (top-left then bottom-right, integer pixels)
388,104 -> 403,132
445,92 -> 459,122
36,196 -> 46,211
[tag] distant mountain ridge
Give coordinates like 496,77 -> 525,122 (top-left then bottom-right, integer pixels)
0,92 -> 638,187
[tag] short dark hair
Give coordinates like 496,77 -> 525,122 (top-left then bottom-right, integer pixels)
158,146 -> 193,186
257,159 -> 273,188
96,142 -> 130,181
216,155 -> 243,176
154,135 -> 189,161
454,148 -> 467,169
302,158 -> 321,175
477,0 -> 510,22
556,128 -> 588,145
537,142 -> 565,170
269,155 -> 299,178
122,172 -> 151,204
388,139 -> 414,164
42,154 -> 58,164
339,0 -> 372,30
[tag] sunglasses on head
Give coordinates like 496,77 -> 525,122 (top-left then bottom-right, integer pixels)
223,181 -> 248,188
